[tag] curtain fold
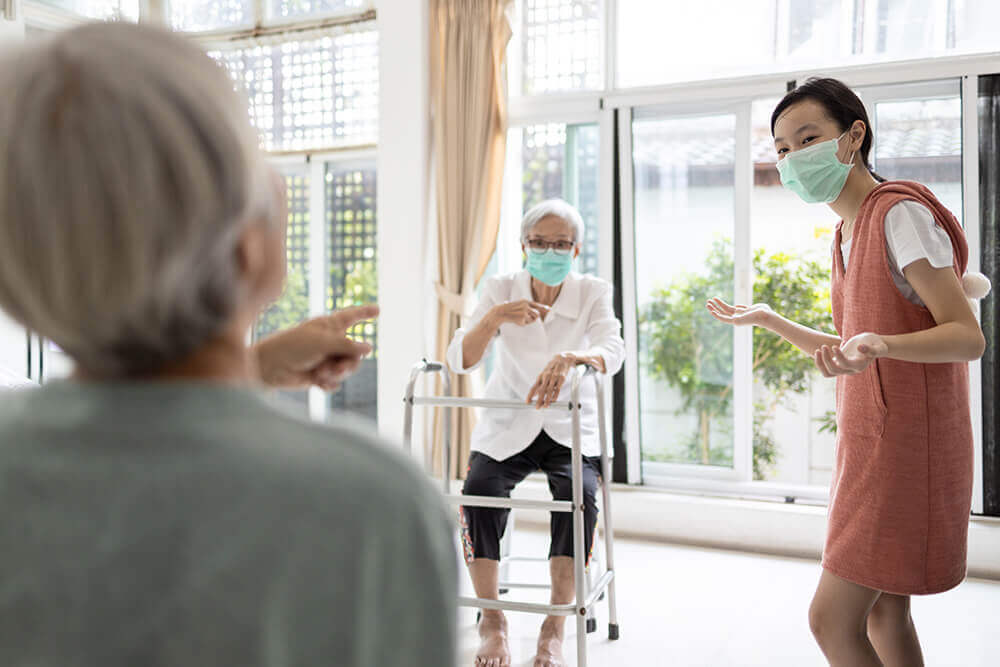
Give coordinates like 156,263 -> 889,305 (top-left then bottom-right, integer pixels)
979,74 -> 1000,516
429,0 -> 513,478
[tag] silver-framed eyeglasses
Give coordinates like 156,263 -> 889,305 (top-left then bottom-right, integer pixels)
525,238 -> 575,255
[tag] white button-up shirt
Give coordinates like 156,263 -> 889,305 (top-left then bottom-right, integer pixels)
446,270 -> 625,462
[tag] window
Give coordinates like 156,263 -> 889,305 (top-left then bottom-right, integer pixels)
208,28 -> 378,152
30,0 -> 138,21
615,0 -> 1000,89
631,112 -> 737,473
871,94 -> 962,219
751,98 -> 839,486
515,0 -> 603,96
267,0 -> 369,22
621,78 -> 974,494
255,166 -> 312,343
207,18 -> 380,422
168,0 -> 252,32
326,163 -> 377,421
504,122 -> 600,275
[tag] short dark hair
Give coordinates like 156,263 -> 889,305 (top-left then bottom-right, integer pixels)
771,77 -> 885,183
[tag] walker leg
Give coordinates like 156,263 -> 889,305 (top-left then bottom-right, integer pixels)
596,373 -> 620,641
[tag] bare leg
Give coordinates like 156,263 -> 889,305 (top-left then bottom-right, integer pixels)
868,593 -> 924,667
809,569 -> 884,667
469,559 -> 511,667
532,556 -> 574,667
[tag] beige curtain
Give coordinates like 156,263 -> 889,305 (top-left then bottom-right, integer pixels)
429,0 -> 513,479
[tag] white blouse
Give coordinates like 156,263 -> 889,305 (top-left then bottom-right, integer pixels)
840,200 -> 955,307
446,270 -> 625,462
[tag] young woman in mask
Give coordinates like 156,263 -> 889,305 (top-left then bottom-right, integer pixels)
707,78 -> 990,666
446,199 -> 624,667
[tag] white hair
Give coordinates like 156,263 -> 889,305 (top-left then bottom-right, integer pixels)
0,22 -> 273,377
519,199 -> 585,245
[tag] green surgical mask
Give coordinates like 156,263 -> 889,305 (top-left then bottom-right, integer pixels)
776,132 -> 855,204
525,248 -> 574,286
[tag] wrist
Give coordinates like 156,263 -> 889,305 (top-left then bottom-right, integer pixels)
757,309 -> 779,331
250,339 -> 273,385
485,307 -> 504,330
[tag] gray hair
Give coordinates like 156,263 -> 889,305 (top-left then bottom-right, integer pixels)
0,22 -> 273,377
520,199 -> 585,245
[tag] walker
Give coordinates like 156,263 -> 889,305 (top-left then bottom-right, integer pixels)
402,359 -> 620,667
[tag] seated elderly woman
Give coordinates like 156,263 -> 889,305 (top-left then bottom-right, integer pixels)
446,199 -> 625,667
0,23 -> 456,667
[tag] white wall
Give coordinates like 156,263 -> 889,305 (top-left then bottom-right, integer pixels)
374,0 -> 434,450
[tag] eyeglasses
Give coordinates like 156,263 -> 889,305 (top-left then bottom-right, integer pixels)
525,238 -> 575,255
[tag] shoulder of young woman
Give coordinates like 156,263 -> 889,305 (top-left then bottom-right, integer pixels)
883,199 -> 954,270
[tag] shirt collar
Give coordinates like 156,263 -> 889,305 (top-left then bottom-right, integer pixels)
513,269 -> 583,320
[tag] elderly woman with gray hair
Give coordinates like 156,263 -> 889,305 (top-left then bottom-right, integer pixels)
446,199 -> 625,667
0,23 -> 456,667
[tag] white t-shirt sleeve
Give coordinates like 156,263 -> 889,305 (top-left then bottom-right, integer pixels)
884,200 -> 955,273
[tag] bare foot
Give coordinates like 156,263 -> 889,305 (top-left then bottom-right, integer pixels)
532,618 -> 567,667
475,611 -> 511,667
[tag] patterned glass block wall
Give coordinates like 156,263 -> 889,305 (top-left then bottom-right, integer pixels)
521,0 -> 602,95
267,0 -> 366,21
521,123 -> 600,275
34,0 -> 139,21
169,0 -> 251,32
209,27 -> 378,152
208,45 -> 277,139
255,168 -> 311,340
326,164 -> 377,420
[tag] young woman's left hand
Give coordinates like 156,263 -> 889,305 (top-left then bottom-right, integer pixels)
527,353 -> 577,409
814,332 -> 888,377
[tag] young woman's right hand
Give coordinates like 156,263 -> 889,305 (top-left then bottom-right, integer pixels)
705,298 -> 775,327
490,300 -> 551,326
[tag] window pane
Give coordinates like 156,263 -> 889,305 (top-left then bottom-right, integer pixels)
33,0 -> 138,21
954,0 -> 1000,53
616,1 -> 995,89
750,98 -> 838,486
267,0 -> 368,21
254,166 -> 312,418
865,0 -> 947,58
633,113 -> 736,469
520,0 -> 602,95
326,163 -> 377,422
873,94 -> 963,221
168,0 -> 252,32
209,28 -> 378,151
617,0 -> 776,88
520,123 -> 600,275
255,166 -> 311,342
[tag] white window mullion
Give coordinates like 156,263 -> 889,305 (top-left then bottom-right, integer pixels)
962,74 -> 984,515
598,105 -> 615,461
307,156 -> 327,422
602,0 -> 615,93
499,126 -> 524,275
733,102 -> 753,483
617,106 -> 641,484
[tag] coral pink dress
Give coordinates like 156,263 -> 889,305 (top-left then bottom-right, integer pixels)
826,181 -> 974,595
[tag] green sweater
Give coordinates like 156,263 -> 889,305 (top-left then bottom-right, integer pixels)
0,381 -> 457,667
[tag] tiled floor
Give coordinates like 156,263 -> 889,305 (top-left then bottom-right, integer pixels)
457,530 -> 997,666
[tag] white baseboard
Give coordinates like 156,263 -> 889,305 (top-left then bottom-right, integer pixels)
507,479 -> 1000,581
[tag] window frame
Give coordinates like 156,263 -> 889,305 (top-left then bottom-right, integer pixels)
605,60 -> 994,501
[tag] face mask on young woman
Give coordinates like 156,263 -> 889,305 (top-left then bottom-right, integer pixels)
776,131 -> 856,204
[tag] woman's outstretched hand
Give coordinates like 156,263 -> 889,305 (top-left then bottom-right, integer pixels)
813,332 -> 888,377
252,304 -> 379,391
705,298 -> 774,327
